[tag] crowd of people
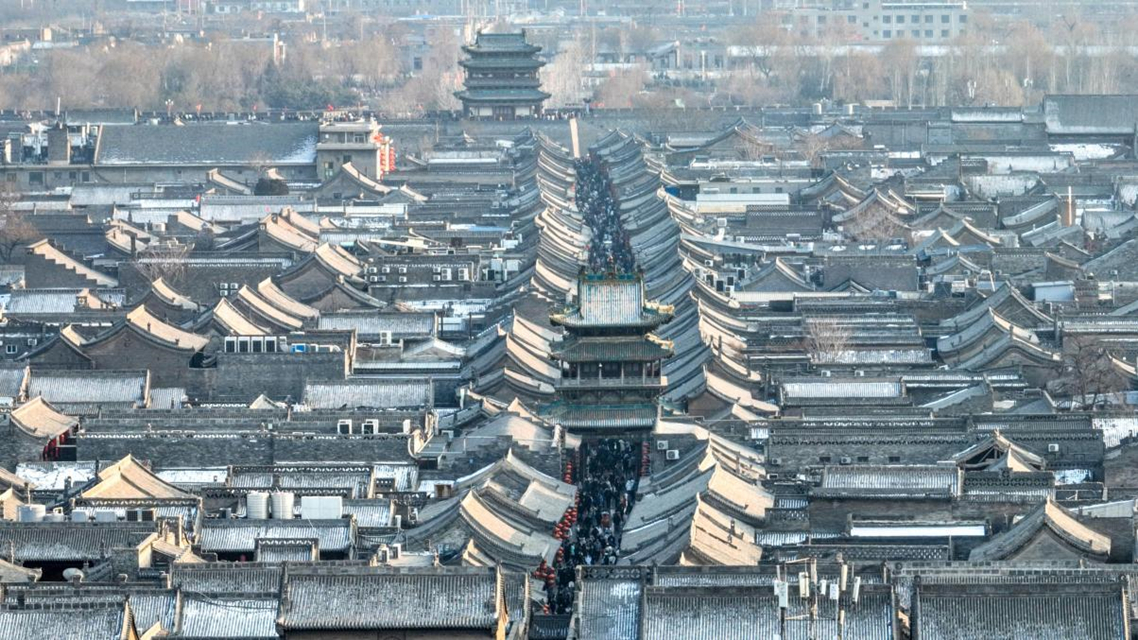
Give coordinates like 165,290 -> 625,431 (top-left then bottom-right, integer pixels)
543,438 -> 643,615
575,158 -> 637,272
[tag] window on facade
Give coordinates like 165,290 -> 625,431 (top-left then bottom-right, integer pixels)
895,15 -> 903,23
941,14 -> 949,22
888,455 -> 901,463
848,15 -> 856,23
342,155 -> 352,163
883,15 -> 891,23
857,456 -> 869,463
924,14 -> 932,22
5,345 -> 15,355
819,456 -> 832,464
911,30 -> 920,37
925,30 -> 933,37
882,30 -> 891,37
941,29 -> 949,37
29,172 -> 43,184
601,362 -> 621,379
959,14 -> 967,22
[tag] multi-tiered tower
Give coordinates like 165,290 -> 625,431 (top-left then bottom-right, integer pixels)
456,31 -> 550,119
547,272 -> 673,435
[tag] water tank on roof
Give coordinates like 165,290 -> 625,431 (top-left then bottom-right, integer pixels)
247,492 -> 270,520
270,491 -> 295,520
17,504 -> 45,522
71,508 -> 92,523
43,510 -> 65,523
301,496 -> 342,520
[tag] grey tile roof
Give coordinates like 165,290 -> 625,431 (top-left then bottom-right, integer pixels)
0,364 -> 27,399
302,378 -> 433,410
815,465 -> 961,499
5,289 -> 106,315
26,370 -> 148,409
170,564 -> 283,594
914,581 -> 1127,640
641,585 -> 894,640
278,567 -> 500,631
781,379 -> 904,399
576,571 -> 642,640
255,539 -> 317,563
197,519 -> 353,555
176,594 -> 280,639
0,603 -> 128,640
0,522 -> 156,562
342,499 -> 393,528
97,122 -> 318,166
317,311 -> 437,339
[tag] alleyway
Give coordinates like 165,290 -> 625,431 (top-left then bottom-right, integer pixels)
575,157 -> 636,272
540,438 -> 649,614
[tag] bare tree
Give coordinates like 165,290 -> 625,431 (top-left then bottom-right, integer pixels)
805,317 -> 853,365
843,200 -> 908,243
0,186 -> 38,264
1052,336 -> 1130,411
544,34 -> 589,108
135,242 -> 192,288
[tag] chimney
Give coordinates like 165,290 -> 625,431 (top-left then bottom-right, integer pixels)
46,123 -> 70,166
1065,186 -> 1075,227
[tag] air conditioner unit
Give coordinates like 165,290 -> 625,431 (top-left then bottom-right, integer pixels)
656,440 -> 669,451
770,458 -> 783,466
376,275 -> 387,283
337,419 -> 352,435
665,449 -> 680,461
432,274 -> 441,282
362,418 -> 379,433
381,266 -> 391,274
398,266 -> 408,274
398,276 -> 408,283
367,266 -> 379,274
839,457 -> 852,465
1048,443 -> 1060,453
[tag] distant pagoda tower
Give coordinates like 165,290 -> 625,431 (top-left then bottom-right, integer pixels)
547,271 -> 674,436
456,30 -> 550,120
